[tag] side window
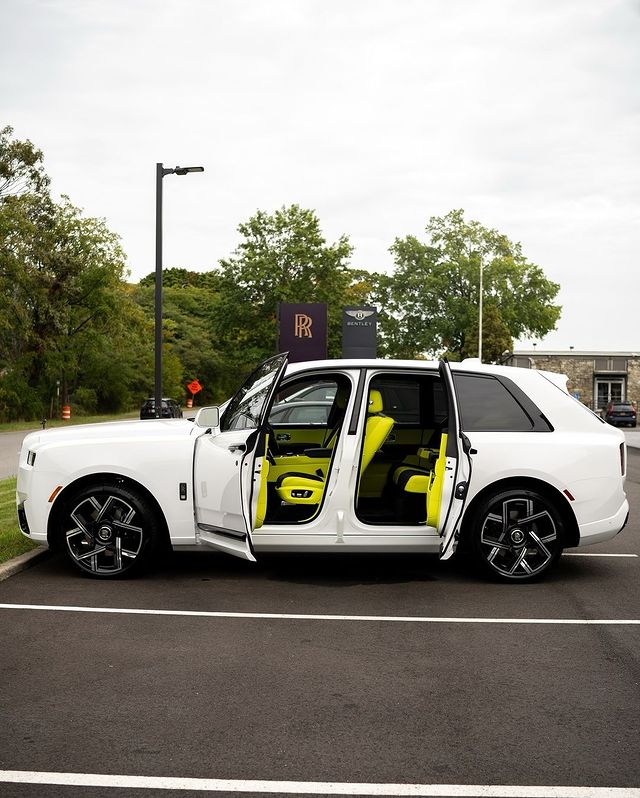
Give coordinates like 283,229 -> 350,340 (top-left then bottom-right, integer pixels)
368,378 -> 421,424
269,374 -> 351,427
453,374 -> 534,432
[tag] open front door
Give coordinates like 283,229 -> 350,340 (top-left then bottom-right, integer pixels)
437,360 -> 472,560
194,353 -> 288,560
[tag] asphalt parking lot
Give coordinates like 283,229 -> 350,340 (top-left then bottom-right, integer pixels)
0,454 -> 639,797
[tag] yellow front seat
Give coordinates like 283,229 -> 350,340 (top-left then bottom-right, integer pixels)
275,389 -> 394,508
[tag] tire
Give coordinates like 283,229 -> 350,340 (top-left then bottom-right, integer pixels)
57,482 -> 160,578
469,488 -> 564,582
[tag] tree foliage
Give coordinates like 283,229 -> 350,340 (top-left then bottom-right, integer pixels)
0,125 -> 50,200
213,205 -> 368,391
378,209 -> 561,361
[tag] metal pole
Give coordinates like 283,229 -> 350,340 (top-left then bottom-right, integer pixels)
478,257 -> 483,363
155,163 -> 163,418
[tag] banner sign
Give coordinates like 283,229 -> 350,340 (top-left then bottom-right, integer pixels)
342,306 -> 378,359
278,303 -> 328,362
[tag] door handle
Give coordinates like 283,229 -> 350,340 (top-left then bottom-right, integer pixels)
276,433 -> 291,441
228,444 -> 246,453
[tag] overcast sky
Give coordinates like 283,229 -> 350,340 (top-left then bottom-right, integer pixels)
2,0 -> 639,352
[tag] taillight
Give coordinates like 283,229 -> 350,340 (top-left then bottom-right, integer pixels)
620,443 -> 626,476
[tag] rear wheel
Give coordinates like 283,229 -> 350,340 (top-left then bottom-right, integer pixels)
58,483 -> 160,578
469,488 -> 564,582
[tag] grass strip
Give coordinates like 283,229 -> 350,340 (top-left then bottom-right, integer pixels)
0,410 -> 140,434
0,477 -> 39,564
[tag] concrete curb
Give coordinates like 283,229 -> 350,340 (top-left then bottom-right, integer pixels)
0,547 -> 50,583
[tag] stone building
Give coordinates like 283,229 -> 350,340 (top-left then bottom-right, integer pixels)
507,351 -> 640,411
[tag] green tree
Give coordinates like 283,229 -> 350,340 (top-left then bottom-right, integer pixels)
0,125 -> 50,199
134,275 -> 224,404
0,192 -> 158,419
379,209 -> 561,360
0,125 -> 177,421
214,205 -> 365,391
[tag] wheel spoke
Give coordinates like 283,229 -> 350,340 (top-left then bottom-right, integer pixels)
114,537 -> 122,570
528,530 -> 552,559
95,495 -> 116,523
508,547 -> 528,574
113,520 -> 143,535
519,510 -> 552,527
76,546 -> 107,561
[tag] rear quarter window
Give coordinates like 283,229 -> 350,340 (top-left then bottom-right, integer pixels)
453,374 -> 536,432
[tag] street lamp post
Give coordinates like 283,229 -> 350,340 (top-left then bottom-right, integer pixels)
478,255 -> 484,363
155,163 -> 204,418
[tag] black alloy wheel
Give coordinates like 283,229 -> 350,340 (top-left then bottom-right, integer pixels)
470,488 -> 564,582
60,483 -> 159,578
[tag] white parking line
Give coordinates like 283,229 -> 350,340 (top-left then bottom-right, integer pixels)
1,603 -> 639,625
563,553 -> 638,557
0,771 -> 638,796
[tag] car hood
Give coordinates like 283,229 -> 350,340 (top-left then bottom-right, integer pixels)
22,418 -> 199,452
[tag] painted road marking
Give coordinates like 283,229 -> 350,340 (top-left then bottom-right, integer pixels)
0,603 -> 639,625
563,553 -> 638,557
0,771 -> 638,796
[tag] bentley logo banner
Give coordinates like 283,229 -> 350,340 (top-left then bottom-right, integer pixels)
342,306 -> 378,358
278,303 -> 328,362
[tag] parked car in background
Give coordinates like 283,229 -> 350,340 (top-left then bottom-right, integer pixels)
18,355 -> 629,584
604,401 -> 636,427
140,398 -> 182,419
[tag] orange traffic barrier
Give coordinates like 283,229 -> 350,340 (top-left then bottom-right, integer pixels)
62,405 -> 71,420
186,397 -> 193,408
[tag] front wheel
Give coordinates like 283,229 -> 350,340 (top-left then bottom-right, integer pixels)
469,488 -> 564,582
58,483 -> 160,578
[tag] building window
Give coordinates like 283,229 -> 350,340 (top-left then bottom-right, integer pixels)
512,356 -> 531,368
595,378 -> 625,410
594,357 -> 627,373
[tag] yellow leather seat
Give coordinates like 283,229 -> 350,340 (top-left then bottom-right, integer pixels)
360,389 -> 394,475
276,389 -> 394,507
394,433 -> 448,527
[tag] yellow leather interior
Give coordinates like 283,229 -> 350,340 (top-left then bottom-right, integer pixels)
360,390 -> 394,474
426,433 -> 448,528
253,434 -> 270,529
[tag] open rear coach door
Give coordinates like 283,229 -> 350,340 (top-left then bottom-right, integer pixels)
193,353 -> 289,560
438,360 -> 473,560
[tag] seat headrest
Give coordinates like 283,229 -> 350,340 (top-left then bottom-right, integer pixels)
368,389 -> 383,414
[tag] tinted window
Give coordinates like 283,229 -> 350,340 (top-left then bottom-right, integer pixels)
367,378 -> 421,424
453,374 -> 534,432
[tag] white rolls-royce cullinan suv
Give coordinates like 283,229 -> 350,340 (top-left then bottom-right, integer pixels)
16,355 -> 629,582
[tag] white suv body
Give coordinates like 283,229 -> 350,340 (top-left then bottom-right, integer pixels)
17,356 -> 628,582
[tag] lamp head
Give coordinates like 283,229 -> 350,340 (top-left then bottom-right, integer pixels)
173,166 -> 204,175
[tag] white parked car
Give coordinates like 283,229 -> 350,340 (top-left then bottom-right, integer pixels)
16,355 -> 629,582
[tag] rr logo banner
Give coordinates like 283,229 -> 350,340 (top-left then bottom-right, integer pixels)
294,314 -> 313,338
278,303 -> 327,362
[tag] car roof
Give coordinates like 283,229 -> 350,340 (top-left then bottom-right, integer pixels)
284,357 -> 557,381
